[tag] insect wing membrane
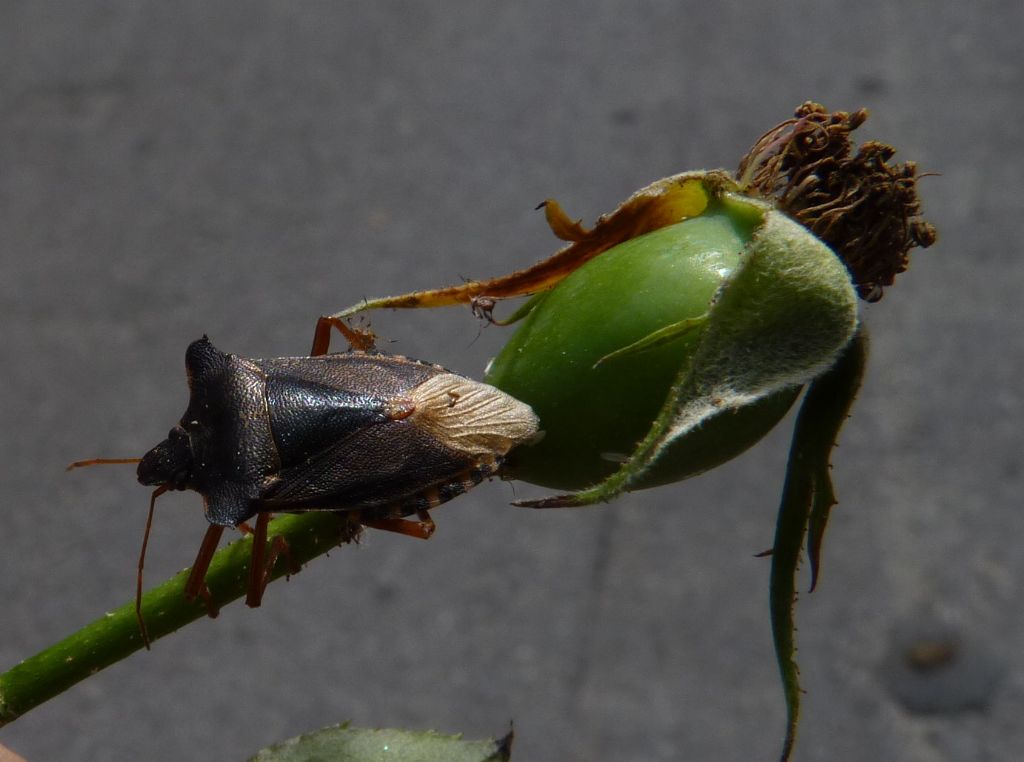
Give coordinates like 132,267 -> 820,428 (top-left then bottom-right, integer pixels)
406,373 -> 541,457
255,354 -> 538,516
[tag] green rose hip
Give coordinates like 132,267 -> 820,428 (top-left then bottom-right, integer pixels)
485,198 -> 798,491
478,175 -> 865,510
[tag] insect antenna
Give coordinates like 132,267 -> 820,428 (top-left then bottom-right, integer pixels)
136,485 -> 167,650
66,457 -> 155,647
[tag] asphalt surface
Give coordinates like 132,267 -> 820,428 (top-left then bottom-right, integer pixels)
2,3 -> 1022,761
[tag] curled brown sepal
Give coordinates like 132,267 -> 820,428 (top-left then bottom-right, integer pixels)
736,102 -> 937,301
310,172 -> 725,353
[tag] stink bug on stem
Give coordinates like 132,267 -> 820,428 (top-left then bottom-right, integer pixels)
70,325 -> 539,647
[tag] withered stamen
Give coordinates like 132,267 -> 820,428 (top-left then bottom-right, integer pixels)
736,102 -> 936,301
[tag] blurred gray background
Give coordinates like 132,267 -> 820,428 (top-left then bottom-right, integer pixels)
1,3 -> 1021,761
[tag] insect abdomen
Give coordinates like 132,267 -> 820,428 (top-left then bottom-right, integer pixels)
366,454 -> 504,521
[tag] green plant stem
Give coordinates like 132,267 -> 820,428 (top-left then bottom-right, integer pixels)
0,512 -> 360,728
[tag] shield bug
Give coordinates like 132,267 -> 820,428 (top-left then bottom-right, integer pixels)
70,331 -> 539,647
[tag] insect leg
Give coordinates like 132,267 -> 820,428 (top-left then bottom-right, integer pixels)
245,512 -> 301,608
245,512 -> 269,607
184,524 -> 226,617
361,511 -> 436,540
310,317 -> 377,356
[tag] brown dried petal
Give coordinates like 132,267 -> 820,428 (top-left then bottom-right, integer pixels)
737,102 -> 936,301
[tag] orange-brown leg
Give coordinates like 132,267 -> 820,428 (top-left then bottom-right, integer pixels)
361,510 -> 436,540
311,316 -> 377,356
245,512 -> 269,607
184,524 -> 226,619
244,512 -> 301,608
